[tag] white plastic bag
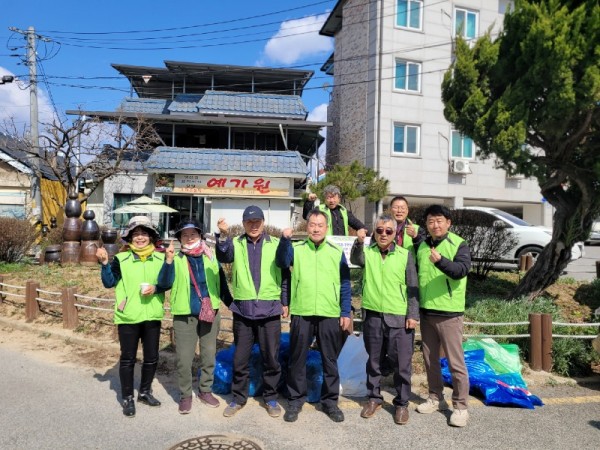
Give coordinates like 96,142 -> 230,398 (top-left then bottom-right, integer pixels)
338,333 -> 369,397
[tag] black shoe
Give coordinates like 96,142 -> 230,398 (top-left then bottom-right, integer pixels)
323,405 -> 344,423
284,406 -> 301,423
138,391 -> 161,407
122,396 -> 135,417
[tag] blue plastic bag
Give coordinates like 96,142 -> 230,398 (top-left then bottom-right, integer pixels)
441,349 -> 543,409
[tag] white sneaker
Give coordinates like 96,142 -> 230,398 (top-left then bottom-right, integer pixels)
416,397 -> 449,414
449,409 -> 469,427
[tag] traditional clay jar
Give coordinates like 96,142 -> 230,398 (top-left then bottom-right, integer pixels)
43,244 -> 62,264
64,192 -> 82,218
79,240 -> 100,266
101,228 -> 118,244
102,243 -> 120,262
61,241 -> 80,265
62,217 -> 81,242
80,210 -> 100,241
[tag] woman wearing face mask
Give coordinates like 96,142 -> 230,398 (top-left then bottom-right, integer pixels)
96,216 -> 171,417
161,218 -> 232,414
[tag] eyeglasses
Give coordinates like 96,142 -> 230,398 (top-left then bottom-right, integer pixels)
375,227 -> 395,236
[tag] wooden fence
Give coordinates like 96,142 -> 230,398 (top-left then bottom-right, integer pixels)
1,275 -> 599,372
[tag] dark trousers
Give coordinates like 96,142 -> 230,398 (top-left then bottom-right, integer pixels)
363,311 -> 414,407
287,315 -> 343,409
117,320 -> 161,399
231,314 -> 281,404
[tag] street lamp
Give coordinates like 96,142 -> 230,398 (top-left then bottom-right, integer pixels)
0,75 -> 15,85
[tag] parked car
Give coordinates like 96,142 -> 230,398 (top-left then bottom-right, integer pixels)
457,206 -> 584,263
585,219 -> 600,245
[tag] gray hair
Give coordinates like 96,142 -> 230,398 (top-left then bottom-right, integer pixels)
376,213 -> 395,226
323,185 -> 341,197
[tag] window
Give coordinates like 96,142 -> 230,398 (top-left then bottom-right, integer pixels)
451,130 -> 475,159
396,0 -> 423,30
112,193 -> 137,228
454,8 -> 478,39
395,60 -> 421,92
393,124 -> 420,155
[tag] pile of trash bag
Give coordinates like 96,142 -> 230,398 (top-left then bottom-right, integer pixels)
213,332 -> 370,401
441,338 -> 543,409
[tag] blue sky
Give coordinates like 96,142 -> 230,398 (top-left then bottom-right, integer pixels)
0,0 -> 335,134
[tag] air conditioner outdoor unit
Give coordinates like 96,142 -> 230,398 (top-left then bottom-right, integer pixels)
450,159 -> 471,174
506,173 -> 525,180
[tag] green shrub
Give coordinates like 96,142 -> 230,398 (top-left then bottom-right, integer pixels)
574,279 -> 600,314
552,339 -> 594,377
0,217 -> 38,263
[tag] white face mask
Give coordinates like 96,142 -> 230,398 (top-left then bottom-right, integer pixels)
182,240 -> 201,251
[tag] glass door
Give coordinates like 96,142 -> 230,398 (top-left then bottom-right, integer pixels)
161,195 -> 204,237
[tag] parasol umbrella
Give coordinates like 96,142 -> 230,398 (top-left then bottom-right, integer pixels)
111,203 -> 178,214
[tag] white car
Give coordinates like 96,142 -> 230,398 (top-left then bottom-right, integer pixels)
585,219 -> 600,245
459,206 -> 583,263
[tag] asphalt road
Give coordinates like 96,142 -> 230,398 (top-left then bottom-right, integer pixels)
563,244 -> 600,282
1,344 -> 599,450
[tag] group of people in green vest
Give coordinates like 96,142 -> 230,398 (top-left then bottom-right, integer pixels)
96,185 -> 471,428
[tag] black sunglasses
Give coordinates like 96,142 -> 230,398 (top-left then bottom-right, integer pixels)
375,227 -> 395,236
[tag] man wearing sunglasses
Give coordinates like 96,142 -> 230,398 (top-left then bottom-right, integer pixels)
415,204 -> 471,427
302,185 -> 368,236
350,214 -> 419,425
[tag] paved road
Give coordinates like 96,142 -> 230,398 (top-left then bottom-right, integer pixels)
564,244 -> 600,282
1,344 -> 599,450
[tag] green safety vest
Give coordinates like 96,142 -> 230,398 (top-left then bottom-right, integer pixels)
362,243 -> 409,315
169,253 -> 222,314
113,251 -> 165,325
417,232 -> 467,312
290,239 -> 342,317
318,204 -> 349,236
232,235 -> 282,301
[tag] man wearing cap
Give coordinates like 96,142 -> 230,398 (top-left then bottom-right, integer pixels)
302,185 -> 368,236
215,205 -> 289,419
276,209 -> 352,423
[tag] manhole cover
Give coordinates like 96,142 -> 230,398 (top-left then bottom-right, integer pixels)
168,434 -> 264,450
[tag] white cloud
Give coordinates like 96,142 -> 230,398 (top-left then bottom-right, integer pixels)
0,66 -> 56,132
261,13 -> 333,65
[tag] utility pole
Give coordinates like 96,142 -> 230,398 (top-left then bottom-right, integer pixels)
8,26 -> 43,225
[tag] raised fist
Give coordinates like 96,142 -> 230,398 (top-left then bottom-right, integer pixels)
217,217 -> 229,234
282,228 -> 293,239
165,240 -> 175,263
308,193 -> 317,202
356,228 -> 367,243
96,247 -> 109,265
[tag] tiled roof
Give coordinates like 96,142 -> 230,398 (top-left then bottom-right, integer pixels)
0,132 -> 59,180
117,97 -> 168,114
145,147 -> 307,177
197,90 -> 307,118
168,94 -> 203,113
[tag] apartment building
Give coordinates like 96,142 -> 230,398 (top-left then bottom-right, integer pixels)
320,0 -> 552,226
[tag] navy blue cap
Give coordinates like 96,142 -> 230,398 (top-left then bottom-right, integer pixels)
242,205 -> 264,221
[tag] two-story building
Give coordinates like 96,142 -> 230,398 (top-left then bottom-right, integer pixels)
68,61 -> 328,235
320,0 -> 552,227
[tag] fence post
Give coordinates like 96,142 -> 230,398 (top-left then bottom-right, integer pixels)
25,280 -> 40,322
541,313 -> 553,372
61,287 -> 79,329
0,274 -> 5,303
596,261 -> 600,279
529,313 -> 542,371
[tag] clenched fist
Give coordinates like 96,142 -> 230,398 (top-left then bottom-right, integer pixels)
217,217 -> 229,234
165,240 -> 175,263
282,228 -> 293,239
308,193 -> 317,202
96,247 -> 109,265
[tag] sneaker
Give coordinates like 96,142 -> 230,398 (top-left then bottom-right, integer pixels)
198,391 -> 220,408
122,396 -> 135,417
323,405 -> 345,423
416,397 -> 449,414
223,402 -> 244,418
449,409 -> 469,427
265,400 -> 282,418
137,391 -> 161,407
178,396 -> 193,415
283,406 -> 301,423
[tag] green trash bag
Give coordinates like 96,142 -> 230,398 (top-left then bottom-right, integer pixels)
462,338 -> 522,374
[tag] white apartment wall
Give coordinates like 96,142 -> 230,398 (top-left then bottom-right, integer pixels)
328,0 -> 545,226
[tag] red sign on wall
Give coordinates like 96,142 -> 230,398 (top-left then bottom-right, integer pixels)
173,175 -> 289,197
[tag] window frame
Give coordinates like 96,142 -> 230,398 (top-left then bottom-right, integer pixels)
394,59 -> 422,93
392,122 -> 421,156
395,0 -> 423,31
454,7 -> 479,40
450,130 -> 476,160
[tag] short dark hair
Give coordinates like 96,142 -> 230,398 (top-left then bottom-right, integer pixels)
424,204 -> 452,221
390,196 -> 409,206
307,209 -> 329,224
